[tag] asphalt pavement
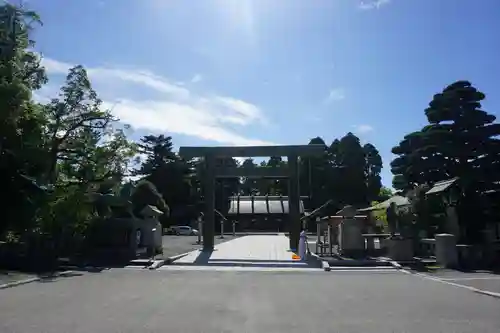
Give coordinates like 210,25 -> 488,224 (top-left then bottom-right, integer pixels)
1,269 -> 500,332
418,269 -> 500,294
0,271 -> 35,286
160,234 -> 239,258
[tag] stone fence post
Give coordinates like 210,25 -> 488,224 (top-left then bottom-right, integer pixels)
435,233 -> 458,268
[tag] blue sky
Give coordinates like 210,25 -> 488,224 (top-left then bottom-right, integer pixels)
28,0 -> 500,187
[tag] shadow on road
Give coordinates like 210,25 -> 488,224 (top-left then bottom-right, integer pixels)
193,249 -> 214,265
36,271 -> 85,284
186,249 -> 321,269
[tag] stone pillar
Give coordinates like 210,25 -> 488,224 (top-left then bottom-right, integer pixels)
435,233 -> 458,268
203,154 -> 215,250
338,206 -> 364,257
339,219 -> 365,257
365,237 -> 375,252
128,227 -> 138,258
445,206 -> 460,239
288,154 -> 300,251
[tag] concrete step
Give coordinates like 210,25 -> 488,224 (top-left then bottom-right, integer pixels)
173,260 -> 316,268
128,259 -> 153,266
326,259 -> 394,267
157,265 -> 324,272
327,265 -> 397,270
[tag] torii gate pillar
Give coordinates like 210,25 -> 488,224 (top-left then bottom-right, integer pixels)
179,145 -> 325,251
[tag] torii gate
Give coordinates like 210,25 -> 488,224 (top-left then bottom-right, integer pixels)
179,145 -> 325,251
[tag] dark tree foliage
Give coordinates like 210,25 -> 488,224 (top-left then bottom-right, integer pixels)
132,135 -> 192,224
130,180 -> 168,217
298,133 -> 383,211
391,81 -> 500,242
391,81 -> 500,192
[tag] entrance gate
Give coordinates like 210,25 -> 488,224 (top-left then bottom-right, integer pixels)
179,145 -> 325,251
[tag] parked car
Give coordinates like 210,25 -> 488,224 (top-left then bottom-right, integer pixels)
169,226 -> 199,236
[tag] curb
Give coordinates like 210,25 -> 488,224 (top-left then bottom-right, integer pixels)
0,271 -> 74,290
148,251 -> 195,269
148,260 -> 165,270
307,252 -> 330,272
389,261 -> 403,269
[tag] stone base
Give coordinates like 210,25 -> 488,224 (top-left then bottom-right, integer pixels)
388,238 -> 414,262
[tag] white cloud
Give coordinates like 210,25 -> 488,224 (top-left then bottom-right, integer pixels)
191,74 -> 203,83
354,124 -> 375,133
325,88 -> 345,104
41,57 -> 273,146
42,58 -> 190,99
358,0 -> 391,10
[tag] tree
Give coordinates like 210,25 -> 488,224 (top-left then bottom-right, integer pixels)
43,65 -> 128,185
240,158 -> 258,195
254,156 -> 288,196
0,4 -> 46,145
130,180 -> 169,218
133,135 -> 177,176
391,81 -> 500,192
336,132 -> 368,206
391,81 -> 500,241
214,157 -> 239,216
378,186 -> 394,201
299,137 -> 329,210
0,4 -> 48,236
363,143 -> 383,202
35,64 -> 136,240
325,139 -> 343,211
132,134 -> 193,224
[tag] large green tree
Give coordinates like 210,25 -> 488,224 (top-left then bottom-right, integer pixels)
37,65 -> 137,246
0,4 -> 48,236
132,134 -> 192,223
391,81 -> 500,241
392,81 -> 500,192
240,158 -> 258,195
299,137 -> 329,209
336,132 -> 369,206
255,156 -> 288,196
363,143 -> 383,202
42,65 -> 135,185
214,157 -> 240,216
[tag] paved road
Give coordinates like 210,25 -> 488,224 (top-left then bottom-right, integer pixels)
160,234 -> 239,258
0,271 -> 35,286
1,269 -> 500,332
421,269 -> 500,294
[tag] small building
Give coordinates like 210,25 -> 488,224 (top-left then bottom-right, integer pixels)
227,195 -> 305,231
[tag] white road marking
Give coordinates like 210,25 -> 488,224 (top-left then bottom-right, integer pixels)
400,269 -> 500,299
439,277 -> 500,281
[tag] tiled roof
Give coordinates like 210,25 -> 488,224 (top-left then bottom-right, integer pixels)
227,196 -> 305,215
